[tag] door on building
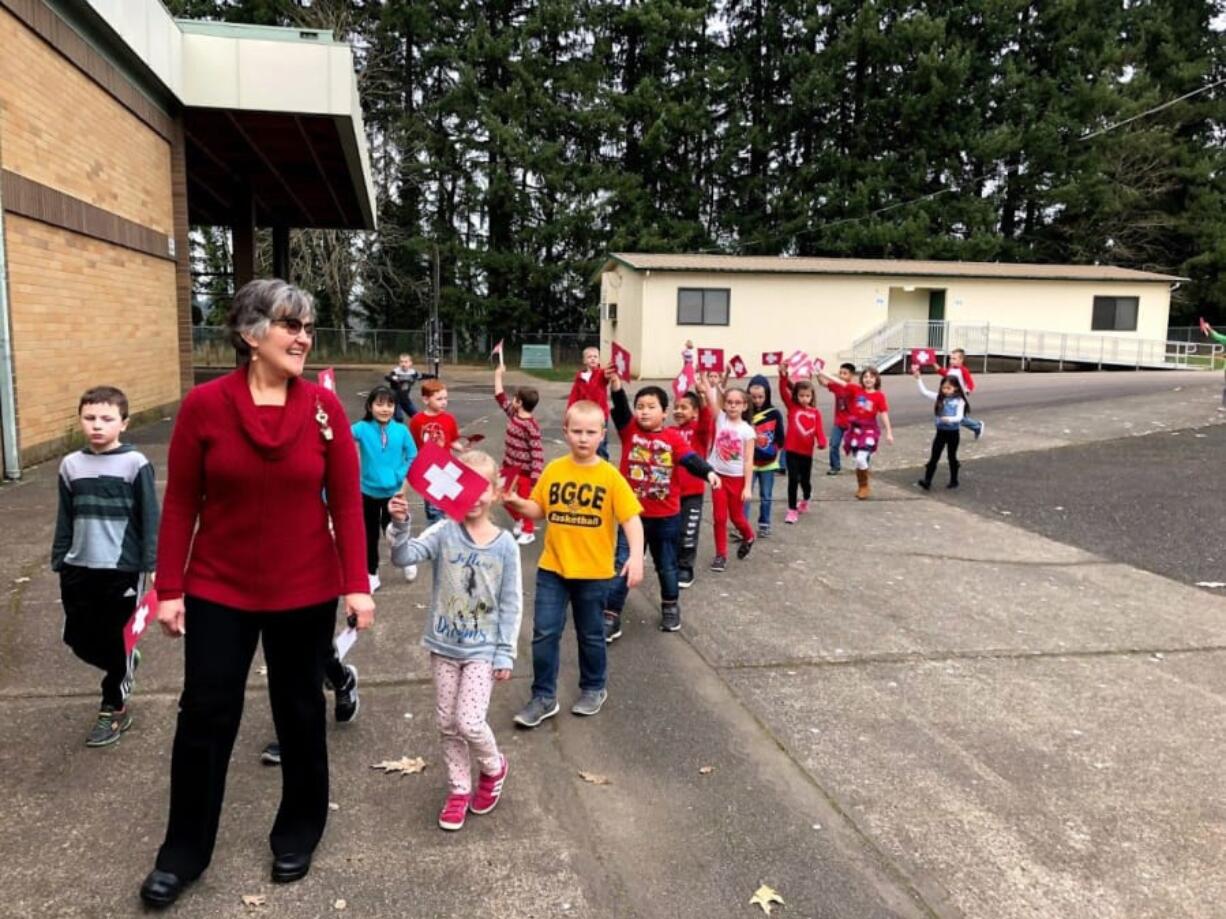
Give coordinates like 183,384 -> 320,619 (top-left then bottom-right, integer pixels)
928,290 -> 946,349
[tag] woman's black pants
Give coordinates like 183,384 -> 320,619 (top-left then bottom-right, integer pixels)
154,596 -> 336,880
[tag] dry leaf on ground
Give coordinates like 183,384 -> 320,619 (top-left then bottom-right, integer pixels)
578,770 -> 611,786
334,898 -> 347,910
750,883 -> 784,915
370,756 -> 427,776
698,766 -> 715,775
241,893 -> 266,908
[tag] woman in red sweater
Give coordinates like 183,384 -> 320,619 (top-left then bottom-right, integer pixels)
140,280 -> 373,908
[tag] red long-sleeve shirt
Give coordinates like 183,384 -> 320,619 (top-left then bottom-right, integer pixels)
155,367 -> 367,611
673,404 -> 714,497
936,363 -> 976,393
779,380 -> 828,456
566,369 -> 610,418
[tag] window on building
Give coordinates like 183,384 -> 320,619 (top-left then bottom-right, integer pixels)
1091,296 -> 1139,332
677,288 -> 730,325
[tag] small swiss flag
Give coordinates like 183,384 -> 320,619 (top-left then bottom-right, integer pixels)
762,351 -> 783,367
124,586 -> 158,655
491,339 -> 505,364
728,354 -> 748,378
611,341 -> 632,379
407,443 -> 491,521
1200,317 -> 1211,335
673,363 -> 697,402
785,349 -> 810,373
317,367 -> 337,392
697,347 -> 724,372
910,348 -> 937,367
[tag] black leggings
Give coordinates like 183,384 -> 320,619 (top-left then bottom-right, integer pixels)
786,451 -> 813,510
362,494 -> 392,575
923,428 -> 961,484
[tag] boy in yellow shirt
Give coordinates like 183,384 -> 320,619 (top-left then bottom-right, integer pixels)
504,400 -> 644,726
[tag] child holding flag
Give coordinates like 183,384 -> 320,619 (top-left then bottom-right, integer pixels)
778,365 -> 827,523
493,362 -> 544,545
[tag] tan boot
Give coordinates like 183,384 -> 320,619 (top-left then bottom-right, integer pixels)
855,469 -> 869,500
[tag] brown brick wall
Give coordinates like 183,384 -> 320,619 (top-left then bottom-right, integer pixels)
0,7 -> 173,234
6,215 -> 180,458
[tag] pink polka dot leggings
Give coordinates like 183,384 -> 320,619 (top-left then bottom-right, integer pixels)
431,654 -> 501,795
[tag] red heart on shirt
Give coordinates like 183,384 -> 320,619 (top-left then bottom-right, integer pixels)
795,413 -> 816,437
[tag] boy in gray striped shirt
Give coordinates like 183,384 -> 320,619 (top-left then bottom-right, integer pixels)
51,386 -> 159,747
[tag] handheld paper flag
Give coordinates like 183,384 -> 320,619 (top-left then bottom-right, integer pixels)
697,347 -> 725,373
761,351 -> 783,367
910,348 -> 936,367
728,354 -> 748,378
124,587 -> 158,654
407,443 -> 491,522
317,367 -> 337,392
611,341 -> 632,379
673,363 -> 697,402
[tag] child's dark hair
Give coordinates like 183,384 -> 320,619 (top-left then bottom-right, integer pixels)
79,385 -> 129,419
840,362 -> 856,374
951,348 -> 966,358
634,385 -> 669,410
936,375 -> 969,416
677,391 -> 700,411
793,380 -> 817,402
516,386 -> 540,412
363,385 -> 397,420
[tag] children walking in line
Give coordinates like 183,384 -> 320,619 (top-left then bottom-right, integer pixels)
817,365 -> 893,500
778,365 -> 828,524
913,366 -> 968,490
671,387 -> 713,589
493,364 -> 545,546
604,369 -> 721,636
823,362 -> 856,475
51,386 -> 159,747
695,374 -> 756,572
384,353 -> 435,422
409,379 -> 462,523
387,450 -> 522,831
567,346 -> 611,459
744,374 -> 785,536
351,385 -> 417,592
503,400 -> 644,727
935,349 -> 984,439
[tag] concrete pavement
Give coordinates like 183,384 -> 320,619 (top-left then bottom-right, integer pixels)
1,367 -> 1223,917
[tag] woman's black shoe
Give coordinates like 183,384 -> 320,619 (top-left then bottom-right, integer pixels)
139,869 -> 186,908
271,852 -> 312,883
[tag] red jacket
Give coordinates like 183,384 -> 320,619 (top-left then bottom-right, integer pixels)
779,381 -> 828,456
156,367 -> 367,611
567,369 -> 610,418
936,363 -> 976,393
673,404 -> 714,497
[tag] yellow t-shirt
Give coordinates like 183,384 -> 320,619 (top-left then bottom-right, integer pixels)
531,456 -> 642,580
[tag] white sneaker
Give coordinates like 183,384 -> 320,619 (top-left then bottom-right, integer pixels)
403,565 -> 418,582
368,573 -> 381,593
516,532 -> 536,546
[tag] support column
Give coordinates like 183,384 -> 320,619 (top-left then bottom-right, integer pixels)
232,184 -> 256,290
170,118 -> 194,396
272,225 -> 289,281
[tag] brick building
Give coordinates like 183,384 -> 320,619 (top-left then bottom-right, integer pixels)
0,0 -> 375,477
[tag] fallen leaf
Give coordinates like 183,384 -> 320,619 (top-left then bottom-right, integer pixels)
13,577 -> 30,584
257,665 -> 268,676
750,883 -> 784,915
334,899 -> 347,910
241,894 -> 266,908
328,802 -> 340,811
578,770 -> 611,786
371,756 -> 427,776
698,766 -> 715,775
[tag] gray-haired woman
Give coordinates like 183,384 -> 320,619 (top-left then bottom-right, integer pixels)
140,280 -> 373,907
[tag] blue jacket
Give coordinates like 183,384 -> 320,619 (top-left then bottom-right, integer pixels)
351,419 -> 416,498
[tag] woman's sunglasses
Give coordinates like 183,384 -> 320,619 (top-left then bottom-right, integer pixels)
271,317 -> 316,336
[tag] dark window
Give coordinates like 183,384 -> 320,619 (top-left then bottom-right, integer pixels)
1091,296 -> 1139,331
677,288 -> 731,326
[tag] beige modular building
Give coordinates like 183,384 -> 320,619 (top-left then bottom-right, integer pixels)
0,0 -> 375,477
597,253 -> 1186,380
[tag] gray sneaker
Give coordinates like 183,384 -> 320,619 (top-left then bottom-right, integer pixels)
571,689 -> 608,717
85,705 -> 132,747
660,603 -> 681,632
513,696 -> 559,728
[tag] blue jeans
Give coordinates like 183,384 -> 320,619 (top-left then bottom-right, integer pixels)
604,514 -> 681,613
531,569 -> 609,699
961,416 -> 983,436
828,424 -> 846,471
392,397 -> 417,423
596,431 -> 610,461
743,469 -> 775,528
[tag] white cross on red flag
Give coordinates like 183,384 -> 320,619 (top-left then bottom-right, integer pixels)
697,347 -> 724,372
728,354 -> 748,378
761,351 -> 783,367
785,350 -> 811,373
611,341 -> 632,379
407,443 -> 491,521
910,347 -> 936,367
317,367 -> 337,392
124,586 -> 158,654
673,363 -> 696,402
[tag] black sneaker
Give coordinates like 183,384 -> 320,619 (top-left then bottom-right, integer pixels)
678,568 -> 695,589
710,555 -> 727,572
736,539 -> 755,561
334,665 -> 360,723
261,742 -> 282,766
826,468 -> 840,476
660,603 -> 681,632
916,479 -> 931,491
603,611 -> 622,643
85,705 -> 132,747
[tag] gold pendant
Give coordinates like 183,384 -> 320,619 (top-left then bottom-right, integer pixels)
316,406 -> 334,441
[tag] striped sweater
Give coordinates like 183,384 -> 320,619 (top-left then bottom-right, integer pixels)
52,444 -> 159,572
495,391 -> 544,482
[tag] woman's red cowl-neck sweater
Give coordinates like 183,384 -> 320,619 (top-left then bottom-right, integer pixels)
155,366 -> 367,611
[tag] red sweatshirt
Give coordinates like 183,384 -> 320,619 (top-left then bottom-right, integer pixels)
409,409 -> 461,450
824,380 -> 855,429
673,404 -> 714,497
566,369 -> 610,418
156,367 -> 367,611
779,381 -> 828,456
495,391 -> 544,482
936,363 -> 976,393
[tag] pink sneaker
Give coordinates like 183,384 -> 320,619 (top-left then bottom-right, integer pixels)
470,754 -> 508,815
784,509 -> 800,525
798,499 -> 810,514
438,793 -> 470,831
